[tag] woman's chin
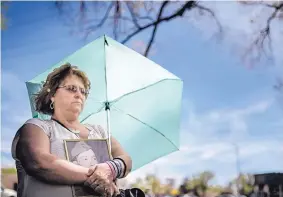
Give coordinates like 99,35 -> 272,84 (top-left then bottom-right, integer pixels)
67,108 -> 82,118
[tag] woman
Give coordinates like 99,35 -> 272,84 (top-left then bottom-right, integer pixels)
11,63 -> 132,197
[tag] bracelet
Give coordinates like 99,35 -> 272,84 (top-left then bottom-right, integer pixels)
106,158 -> 126,179
105,161 -> 115,180
113,160 -> 122,178
107,160 -> 119,179
113,158 -> 127,178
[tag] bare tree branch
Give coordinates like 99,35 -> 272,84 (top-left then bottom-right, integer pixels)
84,2 -> 115,39
121,1 -> 197,44
244,2 -> 283,65
113,1 -> 119,39
144,1 -> 169,56
274,78 -> 283,91
122,1 -> 221,56
132,2 -> 155,23
194,3 -> 223,34
126,2 -> 142,29
54,1 -> 220,57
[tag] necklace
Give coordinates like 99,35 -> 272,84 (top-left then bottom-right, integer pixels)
51,118 -> 81,134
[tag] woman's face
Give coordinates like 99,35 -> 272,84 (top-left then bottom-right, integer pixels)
51,74 -> 87,117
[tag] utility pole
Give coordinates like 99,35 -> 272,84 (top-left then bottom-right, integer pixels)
232,143 -> 241,197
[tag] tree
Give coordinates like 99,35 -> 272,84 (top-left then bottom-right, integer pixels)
55,1 -> 221,57
130,177 -> 147,191
1,168 -> 17,174
1,2 -> 9,30
229,173 -> 254,196
237,1 -> 283,65
145,174 -> 162,194
3,1 -> 282,88
53,1 -> 282,66
182,171 -> 215,196
163,178 -> 176,195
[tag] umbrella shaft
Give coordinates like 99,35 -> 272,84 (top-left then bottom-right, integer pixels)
106,108 -> 111,153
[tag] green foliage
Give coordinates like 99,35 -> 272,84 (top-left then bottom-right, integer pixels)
183,171 -> 215,193
1,2 -> 9,30
1,168 -> 17,174
230,173 -> 254,195
130,171 -> 256,196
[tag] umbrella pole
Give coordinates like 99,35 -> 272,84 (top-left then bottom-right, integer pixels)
105,102 -> 111,153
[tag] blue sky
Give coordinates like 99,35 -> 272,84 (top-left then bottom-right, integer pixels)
1,1 -> 283,186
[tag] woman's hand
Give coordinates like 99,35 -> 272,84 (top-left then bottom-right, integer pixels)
84,164 -> 119,197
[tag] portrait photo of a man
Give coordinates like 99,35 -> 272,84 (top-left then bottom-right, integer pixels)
70,141 -> 98,168
64,139 -> 111,197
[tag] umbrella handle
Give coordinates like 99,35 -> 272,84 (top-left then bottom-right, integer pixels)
106,107 -> 111,154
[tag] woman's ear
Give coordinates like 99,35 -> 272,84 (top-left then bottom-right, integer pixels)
50,95 -> 55,103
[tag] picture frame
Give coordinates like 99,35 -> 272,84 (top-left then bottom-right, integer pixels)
64,139 -> 111,197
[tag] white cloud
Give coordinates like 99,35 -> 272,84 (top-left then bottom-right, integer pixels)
1,156 -> 15,168
1,70 -> 32,130
1,140 -> 13,154
124,99 -> 282,186
125,139 -> 283,186
1,70 -> 32,168
182,99 -> 273,145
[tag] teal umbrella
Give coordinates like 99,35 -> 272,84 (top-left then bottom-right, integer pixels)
26,35 -> 183,171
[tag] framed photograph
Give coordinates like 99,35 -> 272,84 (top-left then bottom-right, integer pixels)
64,139 -> 111,197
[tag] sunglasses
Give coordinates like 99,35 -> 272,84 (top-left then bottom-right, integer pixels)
58,85 -> 89,96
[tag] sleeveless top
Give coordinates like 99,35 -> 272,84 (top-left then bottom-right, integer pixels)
11,118 -> 108,197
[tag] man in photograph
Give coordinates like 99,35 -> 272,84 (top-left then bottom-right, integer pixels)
70,141 -> 98,168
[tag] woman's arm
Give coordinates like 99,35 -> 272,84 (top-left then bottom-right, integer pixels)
110,136 -> 132,177
16,123 -> 89,185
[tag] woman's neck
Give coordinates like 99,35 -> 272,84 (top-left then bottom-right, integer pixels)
52,113 -> 80,130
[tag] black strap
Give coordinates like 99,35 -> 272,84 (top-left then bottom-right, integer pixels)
51,118 -> 74,133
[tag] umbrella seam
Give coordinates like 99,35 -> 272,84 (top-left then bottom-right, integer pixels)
111,105 -> 180,150
80,105 -> 105,122
110,78 -> 182,104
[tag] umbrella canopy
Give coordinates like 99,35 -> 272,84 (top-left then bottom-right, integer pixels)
26,35 -> 183,170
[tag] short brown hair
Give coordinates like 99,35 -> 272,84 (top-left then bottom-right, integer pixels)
34,63 -> 91,115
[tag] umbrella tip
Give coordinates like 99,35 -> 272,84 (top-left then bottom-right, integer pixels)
104,35 -> 109,46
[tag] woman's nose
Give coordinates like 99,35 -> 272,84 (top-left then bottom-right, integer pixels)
74,90 -> 84,99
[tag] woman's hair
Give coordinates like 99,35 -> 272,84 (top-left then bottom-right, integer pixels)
34,62 -> 91,115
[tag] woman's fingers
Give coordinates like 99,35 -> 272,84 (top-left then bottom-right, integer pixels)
112,182 -> 120,197
85,176 -> 112,197
90,180 -> 103,194
87,165 -> 97,176
84,174 -> 95,187
85,169 -> 102,187
84,166 -> 118,197
97,183 -> 112,197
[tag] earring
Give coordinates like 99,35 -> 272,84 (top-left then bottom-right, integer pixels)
50,101 -> 54,109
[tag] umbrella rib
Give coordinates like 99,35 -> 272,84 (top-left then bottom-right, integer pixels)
80,105 -> 105,122
86,96 -> 105,104
112,106 -> 179,150
110,78 -> 182,104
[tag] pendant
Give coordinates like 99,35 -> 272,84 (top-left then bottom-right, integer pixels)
71,129 -> 80,134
